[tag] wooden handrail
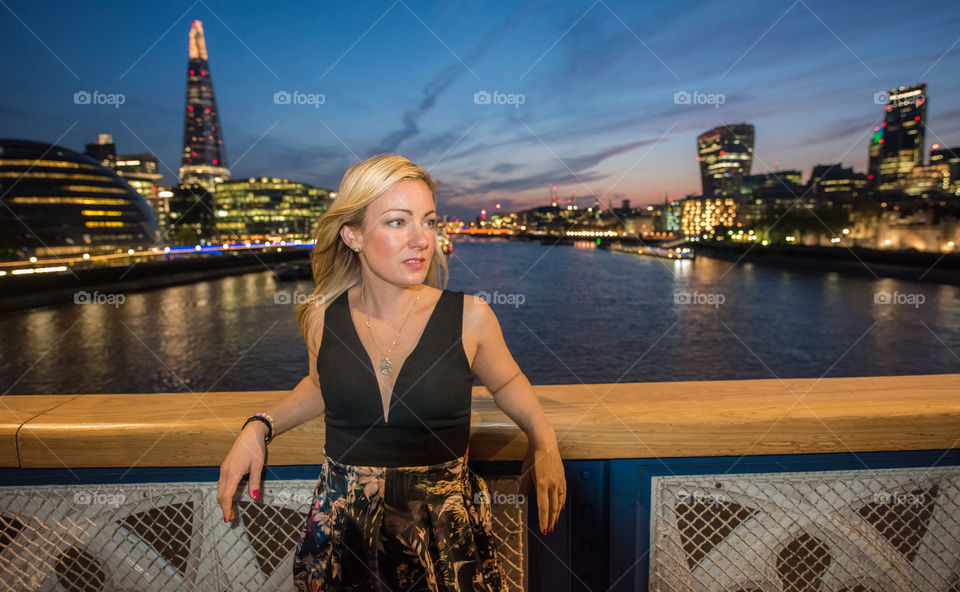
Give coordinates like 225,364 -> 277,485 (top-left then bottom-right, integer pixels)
3,374 -> 959,468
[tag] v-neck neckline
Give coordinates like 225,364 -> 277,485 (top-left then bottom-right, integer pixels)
344,286 -> 446,424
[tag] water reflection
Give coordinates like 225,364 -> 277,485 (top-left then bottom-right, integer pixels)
1,239 -> 958,395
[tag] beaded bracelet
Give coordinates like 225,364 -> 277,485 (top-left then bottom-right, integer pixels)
242,412 -> 275,443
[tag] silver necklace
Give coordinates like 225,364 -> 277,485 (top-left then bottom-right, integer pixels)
361,285 -> 421,376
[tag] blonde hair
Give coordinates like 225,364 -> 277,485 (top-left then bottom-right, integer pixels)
294,154 -> 449,344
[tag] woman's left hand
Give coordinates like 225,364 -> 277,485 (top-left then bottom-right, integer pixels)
519,436 -> 565,534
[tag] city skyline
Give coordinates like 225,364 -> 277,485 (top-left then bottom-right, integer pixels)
2,0 -> 960,221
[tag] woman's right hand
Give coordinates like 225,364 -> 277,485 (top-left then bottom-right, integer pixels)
217,422 -> 268,522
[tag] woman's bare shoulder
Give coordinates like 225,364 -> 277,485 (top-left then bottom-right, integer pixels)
303,301 -> 327,357
458,291 -> 482,367
461,291 -> 496,335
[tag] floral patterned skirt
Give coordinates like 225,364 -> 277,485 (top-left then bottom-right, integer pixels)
292,447 -> 506,591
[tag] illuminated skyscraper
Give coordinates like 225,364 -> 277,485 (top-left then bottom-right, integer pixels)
869,83 -> 927,192
697,124 -> 754,198
178,20 -> 229,191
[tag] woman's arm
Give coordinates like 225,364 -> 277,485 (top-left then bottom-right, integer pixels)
466,296 -> 565,534
259,371 -> 326,437
216,314 -> 326,521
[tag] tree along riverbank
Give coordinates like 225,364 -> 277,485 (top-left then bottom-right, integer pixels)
694,241 -> 960,285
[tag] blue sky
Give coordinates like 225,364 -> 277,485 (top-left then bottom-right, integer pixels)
2,0 -> 959,221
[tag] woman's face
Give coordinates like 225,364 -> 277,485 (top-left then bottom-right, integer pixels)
351,179 -> 437,286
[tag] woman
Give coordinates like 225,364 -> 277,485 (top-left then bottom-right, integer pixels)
217,154 -> 565,591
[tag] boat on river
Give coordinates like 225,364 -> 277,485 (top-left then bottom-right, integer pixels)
609,241 -> 694,260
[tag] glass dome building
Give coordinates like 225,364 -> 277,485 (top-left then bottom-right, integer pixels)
0,139 -> 159,261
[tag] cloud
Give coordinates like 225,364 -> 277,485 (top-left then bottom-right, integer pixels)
448,138 -> 657,197
229,135 -> 351,188
370,4 -> 536,154
491,162 -> 520,174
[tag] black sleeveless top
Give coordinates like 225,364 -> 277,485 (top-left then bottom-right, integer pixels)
317,287 -> 474,467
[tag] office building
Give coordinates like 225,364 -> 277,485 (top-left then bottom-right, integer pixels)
869,83 -> 927,192
930,145 -> 959,195
680,197 -> 737,237
697,124 -> 755,198
808,164 -> 867,199
214,177 -> 333,241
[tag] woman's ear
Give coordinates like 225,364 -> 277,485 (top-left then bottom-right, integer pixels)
340,224 -> 360,251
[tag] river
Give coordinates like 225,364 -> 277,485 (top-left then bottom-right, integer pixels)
2,237 -> 958,395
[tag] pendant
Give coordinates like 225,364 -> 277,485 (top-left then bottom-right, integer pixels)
379,357 -> 392,376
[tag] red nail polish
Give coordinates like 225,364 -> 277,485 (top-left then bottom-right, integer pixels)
223,517 -> 228,522
542,528 -> 546,535
252,489 -> 259,500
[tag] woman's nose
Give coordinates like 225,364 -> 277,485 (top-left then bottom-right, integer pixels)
409,224 -> 429,247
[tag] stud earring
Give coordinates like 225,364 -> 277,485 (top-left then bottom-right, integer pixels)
353,247 -> 360,253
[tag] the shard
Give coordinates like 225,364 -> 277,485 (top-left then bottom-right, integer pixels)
178,20 -> 229,190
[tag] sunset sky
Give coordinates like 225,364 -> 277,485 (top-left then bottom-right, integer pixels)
2,0 -> 959,221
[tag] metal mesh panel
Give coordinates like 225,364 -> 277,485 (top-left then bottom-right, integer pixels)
0,476 -> 525,591
650,466 -> 960,591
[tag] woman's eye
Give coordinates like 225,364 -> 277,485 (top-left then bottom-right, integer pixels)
425,219 -> 437,228
388,218 -> 404,226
